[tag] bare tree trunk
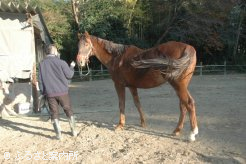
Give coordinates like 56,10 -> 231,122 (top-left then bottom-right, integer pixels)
155,27 -> 171,45
71,0 -> 80,33
232,6 -> 244,64
32,63 -> 39,113
155,0 -> 181,45
127,0 -> 138,36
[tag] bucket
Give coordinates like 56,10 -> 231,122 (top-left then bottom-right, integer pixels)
18,103 -> 30,114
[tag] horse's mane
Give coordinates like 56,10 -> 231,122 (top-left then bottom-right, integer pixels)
94,36 -> 128,56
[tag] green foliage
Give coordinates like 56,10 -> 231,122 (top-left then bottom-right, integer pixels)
146,0 -> 233,64
4,0 -> 245,65
79,0 -> 126,42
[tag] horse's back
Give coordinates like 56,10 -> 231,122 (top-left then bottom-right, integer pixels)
158,41 -> 196,59
159,41 -> 197,75
129,41 -> 196,87
116,41 -> 196,88
159,41 -> 197,85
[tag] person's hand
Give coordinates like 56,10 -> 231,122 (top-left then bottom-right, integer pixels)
70,61 -> 76,68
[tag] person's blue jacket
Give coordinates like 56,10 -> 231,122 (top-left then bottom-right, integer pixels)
38,54 -> 74,97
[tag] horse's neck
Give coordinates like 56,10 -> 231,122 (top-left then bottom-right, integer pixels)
91,37 -> 113,67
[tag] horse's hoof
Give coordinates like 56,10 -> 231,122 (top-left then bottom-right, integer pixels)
115,125 -> 124,131
141,123 -> 147,128
189,134 -> 196,142
189,127 -> 199,142
172,130 -> 181,136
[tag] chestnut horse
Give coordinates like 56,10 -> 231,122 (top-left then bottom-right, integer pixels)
76,32 -> 198,141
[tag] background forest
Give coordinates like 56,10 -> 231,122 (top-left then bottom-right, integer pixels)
3,0 -> 246,69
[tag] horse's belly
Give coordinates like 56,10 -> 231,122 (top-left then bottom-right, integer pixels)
128,70 -> 167,88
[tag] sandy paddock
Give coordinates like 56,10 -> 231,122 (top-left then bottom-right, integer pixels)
0,74 -> 246,163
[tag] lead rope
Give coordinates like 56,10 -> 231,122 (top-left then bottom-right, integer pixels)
78,62 -> 90,77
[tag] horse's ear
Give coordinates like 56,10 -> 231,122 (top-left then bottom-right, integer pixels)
77,32 -> 81,39
85,31 -> 90,37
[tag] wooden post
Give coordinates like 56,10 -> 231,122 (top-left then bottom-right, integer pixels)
31,63 -> 39,113
224,61 -> 226,75
200,62 -> 203,76
89,69 -> 92,81
101,64 -> 103,79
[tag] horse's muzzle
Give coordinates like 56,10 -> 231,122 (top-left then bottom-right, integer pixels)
76,55 -> 88,67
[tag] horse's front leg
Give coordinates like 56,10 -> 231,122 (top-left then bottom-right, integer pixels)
114,83 -> 126,130
129,87 -> 146,128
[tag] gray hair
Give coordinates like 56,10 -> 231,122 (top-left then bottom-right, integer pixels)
46,44 -> 58,56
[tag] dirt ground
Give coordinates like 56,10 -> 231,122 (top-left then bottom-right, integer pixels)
0,74 -> 246,163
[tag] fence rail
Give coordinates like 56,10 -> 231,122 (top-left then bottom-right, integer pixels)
72,64 -> 246,81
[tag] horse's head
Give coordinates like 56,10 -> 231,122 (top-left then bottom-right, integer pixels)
76,31 -> 93,67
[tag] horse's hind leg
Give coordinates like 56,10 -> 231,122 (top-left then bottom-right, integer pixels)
170,81 -> 198,141
129,87 -> 146,128
178,89 -> 198,141
187,91 -> 198,141
173,101 -> 187,136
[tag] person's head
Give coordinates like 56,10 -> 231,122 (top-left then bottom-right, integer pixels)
46,44 -> 59,56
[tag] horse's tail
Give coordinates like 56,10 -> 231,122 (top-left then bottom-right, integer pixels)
131,49 -> 192,80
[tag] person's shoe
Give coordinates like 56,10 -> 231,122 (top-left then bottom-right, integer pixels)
53,119 -> 62,140
69,116 -> 77,137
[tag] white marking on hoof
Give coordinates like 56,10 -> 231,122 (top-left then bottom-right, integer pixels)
189,127 -> 198,142
193,127 -> 199,135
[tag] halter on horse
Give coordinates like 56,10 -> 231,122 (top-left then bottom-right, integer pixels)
76,32 -> 198,141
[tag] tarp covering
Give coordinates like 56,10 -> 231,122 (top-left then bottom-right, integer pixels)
0,2 -> 52,112
0,12 -> 35,79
